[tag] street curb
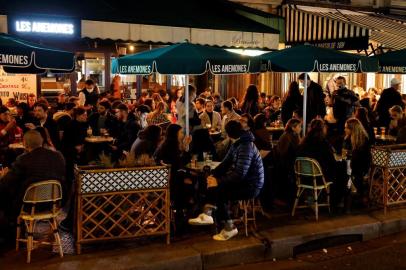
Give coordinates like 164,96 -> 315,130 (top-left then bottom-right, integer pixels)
2,209 -> 405,270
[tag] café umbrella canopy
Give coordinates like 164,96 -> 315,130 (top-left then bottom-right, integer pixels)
112,41 -> 261,75
372,49 -> 406,74
112,41 -> 261,136
260,45 -> 379,134
0,33 -> 75,74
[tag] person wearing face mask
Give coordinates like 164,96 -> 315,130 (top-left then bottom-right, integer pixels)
78,79 -> 99,108
332,76 -> 359,135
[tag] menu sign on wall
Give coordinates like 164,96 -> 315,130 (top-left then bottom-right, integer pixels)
0,67 -> 37,104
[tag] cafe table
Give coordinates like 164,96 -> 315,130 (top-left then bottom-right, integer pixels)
185,161 -> 221,172
375,134 -> 396,145
8,142 -> 24,149
266,126 -> 284,132
84,136 -> 114,163
266,126 -> 284,141
85,136 -> 114,143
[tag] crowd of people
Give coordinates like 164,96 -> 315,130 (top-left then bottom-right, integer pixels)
0,74 -> 405,242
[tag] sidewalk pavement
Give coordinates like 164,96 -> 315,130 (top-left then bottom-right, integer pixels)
1,207 -> 405,270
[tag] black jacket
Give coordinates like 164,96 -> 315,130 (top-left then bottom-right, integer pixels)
376,87 -> 403,127
88,112 -> 118,136
0,147 -> 66,219
282,94 -> 302,125
212,131 -> 264,189
297,136 -> 336,181
80,88 -> 99,107
306,81 -> 326,123
115,114 -> 141,152
34,117 -> 60,149
333,87 -> 359,122
61,120 -> 88,164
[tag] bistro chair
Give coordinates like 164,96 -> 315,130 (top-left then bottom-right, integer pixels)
292,158 -> 332,221
238,198 -> 263,236
16,180 -> 64,263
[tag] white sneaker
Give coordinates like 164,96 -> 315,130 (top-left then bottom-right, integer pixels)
188,213 -> 214,225
212,228 -> 238,241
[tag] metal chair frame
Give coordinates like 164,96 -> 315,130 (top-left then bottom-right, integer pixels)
16,180 -> 64,263
292,157 -> 332,221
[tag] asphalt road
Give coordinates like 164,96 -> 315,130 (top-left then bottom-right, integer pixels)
220,231 -> 406,270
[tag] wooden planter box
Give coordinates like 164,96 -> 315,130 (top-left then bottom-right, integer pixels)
74,165 -> 170,254
370,144 -> 406,214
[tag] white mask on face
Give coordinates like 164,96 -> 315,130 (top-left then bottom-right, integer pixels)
87,87 -> 94,93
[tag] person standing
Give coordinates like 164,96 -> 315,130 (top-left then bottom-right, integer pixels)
375,78 -> 404,128
281,81 -> 302,125
241,85 -> 260,117
298,73 -> 326,124
332,76 -> 359,134
78,79 -> 99,108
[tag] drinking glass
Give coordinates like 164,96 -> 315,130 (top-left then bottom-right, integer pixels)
342,149 -> 348,160
191,154 -> 198,168
380,127 -> 386,136
203,152 -> 209,164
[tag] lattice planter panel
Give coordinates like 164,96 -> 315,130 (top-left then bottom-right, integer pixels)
75,166 -> 170,254
370,145 -> 406,214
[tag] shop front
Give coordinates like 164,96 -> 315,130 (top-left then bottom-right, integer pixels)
0,0 -> 283,103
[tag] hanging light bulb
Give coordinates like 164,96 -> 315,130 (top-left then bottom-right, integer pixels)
129,45 -> 135,51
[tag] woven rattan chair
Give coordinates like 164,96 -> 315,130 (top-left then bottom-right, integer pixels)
292,158 -> 333,221
16,180 -> 64,263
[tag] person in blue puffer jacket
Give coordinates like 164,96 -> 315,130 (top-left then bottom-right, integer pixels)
189,120 -> 264,241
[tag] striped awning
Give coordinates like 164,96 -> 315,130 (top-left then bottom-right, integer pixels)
282,5 -> 406,51
281,5 -> 369,50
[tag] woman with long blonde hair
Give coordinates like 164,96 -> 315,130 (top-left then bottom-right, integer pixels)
344,118 -> 369,151
343,118 -> 371,205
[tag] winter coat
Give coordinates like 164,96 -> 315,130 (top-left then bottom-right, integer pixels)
212,131 -> 264,189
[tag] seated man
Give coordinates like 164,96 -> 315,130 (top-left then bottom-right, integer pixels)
189,120 -> 264,241
0,130 -> 66,236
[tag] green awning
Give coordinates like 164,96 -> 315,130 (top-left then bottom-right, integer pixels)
260,45 -> 378,73
372,49 -> 406,74
112,42 -> 261,75
0,33 -> 75,73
